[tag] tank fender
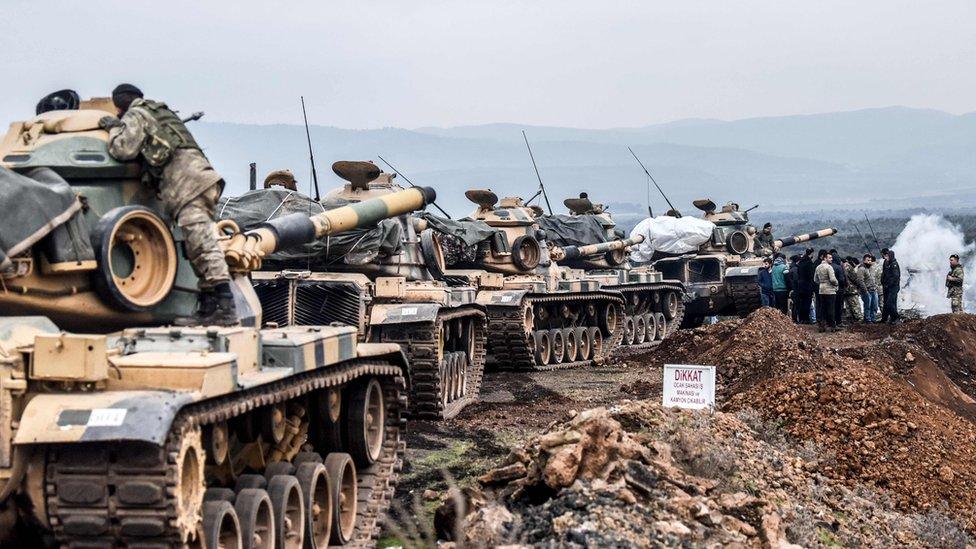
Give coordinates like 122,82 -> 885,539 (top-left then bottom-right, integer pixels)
475,289 -> 531,307
14,390 -> 192,446
724,265 -> 760,280
356,342 -> 409,370
369,303 -> 440,325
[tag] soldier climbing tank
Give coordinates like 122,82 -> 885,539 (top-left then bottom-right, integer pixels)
0,95 -> 435,547
227,161 -> 487,420
442,189 -> 626,370
651,199 -> 837,327
539,194 -> 686,348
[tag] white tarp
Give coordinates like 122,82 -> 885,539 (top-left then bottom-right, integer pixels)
629,216 -> 715,261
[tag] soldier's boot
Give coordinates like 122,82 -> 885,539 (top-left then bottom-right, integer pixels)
195,283 -> 240,327
174,290 -> 218,326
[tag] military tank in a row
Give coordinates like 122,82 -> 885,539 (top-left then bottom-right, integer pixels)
0,97 -> 434,548
652,199 -> 837,327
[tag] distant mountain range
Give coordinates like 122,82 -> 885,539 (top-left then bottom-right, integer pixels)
193,106 -> 976,217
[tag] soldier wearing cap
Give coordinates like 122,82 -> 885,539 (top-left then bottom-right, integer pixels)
98,83 -> 237,325
755,222 -> 775,256
947,254 -> 965,313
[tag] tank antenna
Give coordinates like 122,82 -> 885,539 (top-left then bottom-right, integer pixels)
863,213 -> 883,256
851,222 -> 873,254
377,155 -> 452,219
300,96 -> 321,201
628,147 -> 679,218
522,130 -> 553,215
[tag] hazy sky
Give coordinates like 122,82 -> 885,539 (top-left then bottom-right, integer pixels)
2,0 -> 974,129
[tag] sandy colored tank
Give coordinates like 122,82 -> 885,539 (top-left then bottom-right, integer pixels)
246,161 -> 487,420
653,199 -> 837,327
543,195 -> 687,348
443,190 -> 625,370
0,99 -> 434,547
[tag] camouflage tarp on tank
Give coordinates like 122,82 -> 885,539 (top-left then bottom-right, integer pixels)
421,213 -> 496,246
0,166 -> 92,270
217,188 -> 403,265
537,214 -> 614,248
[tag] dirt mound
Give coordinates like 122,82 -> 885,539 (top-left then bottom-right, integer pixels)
893,314 -> 976,399
450,401 -> 961,547
639,308 -> 836,398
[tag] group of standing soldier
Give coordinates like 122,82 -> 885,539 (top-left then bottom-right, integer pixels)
759,233 -> 965,330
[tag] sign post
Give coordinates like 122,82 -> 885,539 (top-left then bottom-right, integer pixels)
662,364 -> 716,410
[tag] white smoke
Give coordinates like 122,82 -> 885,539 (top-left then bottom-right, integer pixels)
892,214 -> 975,316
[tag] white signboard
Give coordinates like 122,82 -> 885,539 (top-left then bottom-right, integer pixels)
662,364 -> 716,410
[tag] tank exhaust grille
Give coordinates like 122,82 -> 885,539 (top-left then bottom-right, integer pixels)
294,281 -> 367,332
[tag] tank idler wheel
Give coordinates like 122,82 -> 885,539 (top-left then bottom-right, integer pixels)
325,453 -> 358,546
598,303 -> 619,337
314,389 -> 343,453
268,475 -> 305,549
205,488 -> 237,503
548,329 -> 565,365
563,328 -> 579,362
577,328 -> 592,361
203,500 -> 243,549
296,462 -> 333,549
344,377 -> 385,468
644,313 -> 658,342
634,315 -> 647,344
655,313 -> 668,341
533,330 -> 551,365
660,291 -> 679,320
623,317 -> 635,345
588,327 -> 603,359
264,462 -> 296,481
261,403 -> 287,444
235,474 -> 268,493
235,488 -> 275,549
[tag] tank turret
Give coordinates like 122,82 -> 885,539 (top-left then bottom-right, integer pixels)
457,188 -> 547,274
0,111 -> 432,330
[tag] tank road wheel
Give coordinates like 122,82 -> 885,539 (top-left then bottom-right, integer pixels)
577,328 -> 592,361
548,329 -> 565,365
511,235 -> 542,271
91,205 -> 178,311
457,352 -> 469,399
661,291 -> 679,320
623,317 -> 635,345
235,489 -> 275,549
203,500 -> 243,549
588,327 -> 603,358
598,303 -> 619,337
655,313 -> 667,341
533,330 -> 551,365
264,462 -> 296,481
296,462 -> 333,549
563,328 -> 579,362
634,315 -> 647,344
645,313 -> 658,342
345,378 -> 385,468
236,474 -> 268,492
268,475 -> 305,549
325,453 -> 358,546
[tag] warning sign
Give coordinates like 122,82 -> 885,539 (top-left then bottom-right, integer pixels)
662,364 -> 716,410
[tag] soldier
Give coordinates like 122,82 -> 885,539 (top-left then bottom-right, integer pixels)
947,254 -> 964,313
755,222 -> 774,256
843,257 -> 864,323
98,84 -> 237,325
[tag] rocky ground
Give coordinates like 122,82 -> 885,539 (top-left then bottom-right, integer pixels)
384,310 -> 976,548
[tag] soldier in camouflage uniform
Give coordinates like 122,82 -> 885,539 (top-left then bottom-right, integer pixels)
947,254 -> 964,313
755,223 -> 775,256
99,84 -> 237,325
843,257 -> 864,322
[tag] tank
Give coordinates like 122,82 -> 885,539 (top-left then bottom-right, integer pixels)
443,189 -> 625,370
541,195 -> 687,348
0,99 -> 434,547
241,161 -> 487,420
652,199 -> 837,327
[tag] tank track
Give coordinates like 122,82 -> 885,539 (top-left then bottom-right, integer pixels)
44,360 -> 406,548
729,277 -> 763,317
485,292 -> 624,371
612,282 -> 687,352
372,306 -> 487,420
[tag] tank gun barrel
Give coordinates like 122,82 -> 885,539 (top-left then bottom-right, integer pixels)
554,235 -> 645,261
222,186 -> 435,270
774,228 -> 837,249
